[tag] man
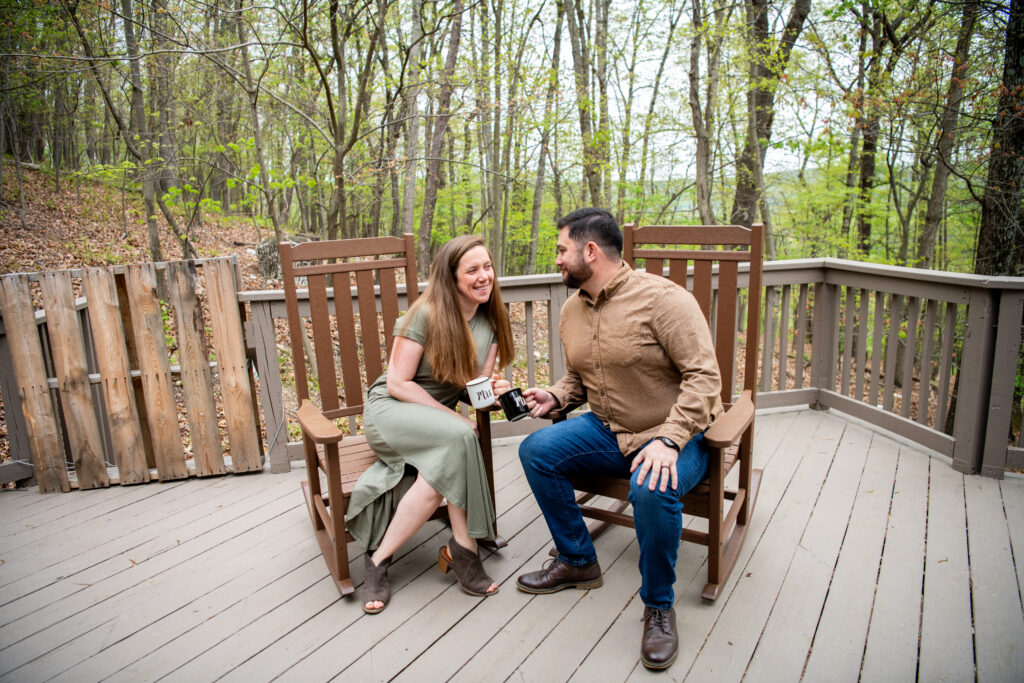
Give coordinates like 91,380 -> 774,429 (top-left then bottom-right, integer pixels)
517,207 -> 722,670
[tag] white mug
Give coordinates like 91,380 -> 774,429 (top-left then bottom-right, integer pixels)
466,376 -> 495,409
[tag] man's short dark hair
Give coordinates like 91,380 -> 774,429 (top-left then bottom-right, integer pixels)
556,207 -> 622,259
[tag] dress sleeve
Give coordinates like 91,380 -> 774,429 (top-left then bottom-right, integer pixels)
394,305 -> 429,345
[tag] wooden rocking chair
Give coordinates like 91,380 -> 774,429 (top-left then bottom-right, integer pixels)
279,235 -> 504,596
554,223 -> 764,600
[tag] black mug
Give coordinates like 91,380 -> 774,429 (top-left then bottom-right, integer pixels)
498,387 -> 530,422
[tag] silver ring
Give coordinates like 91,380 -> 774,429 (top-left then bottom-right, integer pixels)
661,466 -> 670,470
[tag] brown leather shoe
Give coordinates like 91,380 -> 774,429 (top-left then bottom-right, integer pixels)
641,606 -> 678,670
516,558 -> 603,594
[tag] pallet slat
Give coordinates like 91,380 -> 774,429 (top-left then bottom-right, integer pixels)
0,274 -> 70,492
38,271 -> 109,490
168,261 -> 226,477
125,264 -> 189,481
205,259 -> 262,473
82,268 -> 149,484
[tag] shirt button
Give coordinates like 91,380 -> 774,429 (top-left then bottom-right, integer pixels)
593,334 -> 597,340
595,362 -> 600,369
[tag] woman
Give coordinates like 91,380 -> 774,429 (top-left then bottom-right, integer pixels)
345,235 -> 515,614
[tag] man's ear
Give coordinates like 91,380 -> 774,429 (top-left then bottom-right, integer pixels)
585,241 -> 599,263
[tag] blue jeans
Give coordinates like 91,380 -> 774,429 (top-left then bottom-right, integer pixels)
519,412 -> 709,609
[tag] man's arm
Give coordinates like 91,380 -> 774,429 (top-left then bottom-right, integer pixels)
631,286 -> 722,493
524,366 -> 585,418
652,286 -> 723,447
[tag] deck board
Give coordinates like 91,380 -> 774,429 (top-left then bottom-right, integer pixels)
1004,477 -> 1024,601
919,453 -> 976,682
746,421 -> 875,682
685,411 -> 845,681
965,475 -> 1024,681
860,443 -> 929,681
801,430 -> 899,681
2,409 -> 1023,682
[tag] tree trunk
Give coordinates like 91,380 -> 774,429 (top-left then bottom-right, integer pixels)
614,2 -> 642,226
149,0 -> 177,198
918,0 -> 977,268
688,0 -> 726,225
1,91 -> 28,229
729,0 -> 811,233
400,0 -> 425,237
974,0 -> 1024,276
595,0 -> 611,207
564,0 -> 602,206
529,1 -> 563,274
121,0 -> 165,264
499,7 -> 540,274
418,0 -> 464,275
237,0 -> 283,243
488,1 -> 504,273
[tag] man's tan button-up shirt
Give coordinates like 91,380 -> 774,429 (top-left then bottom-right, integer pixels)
548,262 -> 723,456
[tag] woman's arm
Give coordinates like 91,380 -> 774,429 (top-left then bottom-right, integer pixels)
385,336 -> 478,430
481,343 -> 498,377
482,342 -> 512,398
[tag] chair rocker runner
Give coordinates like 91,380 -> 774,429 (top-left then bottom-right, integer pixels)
279,235 -> 505,597
553,222 -> 764,601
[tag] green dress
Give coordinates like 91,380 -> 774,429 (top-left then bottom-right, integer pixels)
344,305 -> 497,551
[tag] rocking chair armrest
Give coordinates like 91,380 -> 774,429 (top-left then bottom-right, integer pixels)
296,399 -> 344,444
703,390 -> 754,449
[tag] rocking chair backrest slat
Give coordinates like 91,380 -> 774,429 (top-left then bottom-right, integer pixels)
379,268 -> 400,355
715,260 -> 738,401
279,235 -> 419,427
334,272 -> 363,413
308,274 -> 340,413
355,269 -> 384,387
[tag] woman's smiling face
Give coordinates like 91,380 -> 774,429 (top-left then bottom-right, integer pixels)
454,245 -> 494,312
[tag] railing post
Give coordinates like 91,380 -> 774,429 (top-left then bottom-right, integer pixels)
246,299 -> 291,473
809,282 -> 840,409
549,283 -> 569,382
952,289 -> 997,474
981,289 -> 1024,478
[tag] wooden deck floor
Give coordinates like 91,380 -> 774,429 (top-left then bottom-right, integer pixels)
1,408 -> 1023,682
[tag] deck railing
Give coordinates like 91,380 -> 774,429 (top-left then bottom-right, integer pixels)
240,258 -> 1023,479
3,259 -> 1022,486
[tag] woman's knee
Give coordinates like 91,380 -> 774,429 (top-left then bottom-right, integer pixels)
412,473 -> 445,506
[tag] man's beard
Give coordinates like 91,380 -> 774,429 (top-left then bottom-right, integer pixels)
562,254 -> 592,289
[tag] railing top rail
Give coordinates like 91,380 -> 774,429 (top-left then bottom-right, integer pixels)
0,255 -> 240,282
772,258 -> 1024,289
237,272 -> 567,304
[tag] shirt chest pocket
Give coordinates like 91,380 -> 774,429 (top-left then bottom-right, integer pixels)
599,322 -> 643,367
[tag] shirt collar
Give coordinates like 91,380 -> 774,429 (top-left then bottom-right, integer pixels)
579,261 -> 632,305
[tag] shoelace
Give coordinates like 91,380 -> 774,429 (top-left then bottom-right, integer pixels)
645,609 -> 671,634
540,557 -> 561,576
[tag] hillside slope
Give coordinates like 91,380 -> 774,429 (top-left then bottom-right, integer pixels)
1,167 -> 266,282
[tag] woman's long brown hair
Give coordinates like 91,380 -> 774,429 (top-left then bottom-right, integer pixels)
402,235 -> 514,386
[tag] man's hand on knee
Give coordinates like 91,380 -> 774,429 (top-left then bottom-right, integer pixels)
631,441 -> 679,492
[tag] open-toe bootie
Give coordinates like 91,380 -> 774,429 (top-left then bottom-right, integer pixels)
437,537 -> 498,597
362,554 -> 391,614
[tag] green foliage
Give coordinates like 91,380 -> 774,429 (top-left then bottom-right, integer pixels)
7,0 -> 1012,278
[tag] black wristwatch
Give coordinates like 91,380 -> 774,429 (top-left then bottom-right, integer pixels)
655,436 -> 680,452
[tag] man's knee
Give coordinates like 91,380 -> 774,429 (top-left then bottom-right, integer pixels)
628,476 -> 679,511
519,429 -> 548,469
